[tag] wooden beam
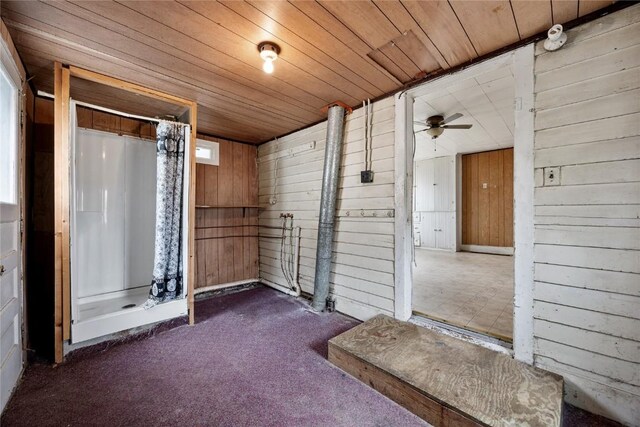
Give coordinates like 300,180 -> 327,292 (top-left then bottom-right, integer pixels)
53,62 -> 198,360
61,64 -> 71,344
188,102 -> 197,325
53,62 -> 70,363
68,65 -> 194,108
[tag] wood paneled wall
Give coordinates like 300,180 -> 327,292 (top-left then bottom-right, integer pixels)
461,148 -> 514,248
76,105 -> 157,140
194,137 -> 259,289
532,7 -> 640,425
258,96 -> 396,321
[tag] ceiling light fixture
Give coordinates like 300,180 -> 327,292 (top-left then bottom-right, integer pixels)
258,42 -> 280,74
543,24 -> 567,51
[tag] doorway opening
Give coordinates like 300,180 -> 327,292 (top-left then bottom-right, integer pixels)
409,55 -> 517,343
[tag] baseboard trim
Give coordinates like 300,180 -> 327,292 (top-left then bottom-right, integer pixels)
461,245 -> 514,255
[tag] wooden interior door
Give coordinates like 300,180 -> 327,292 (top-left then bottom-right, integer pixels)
461,148 -> 514,247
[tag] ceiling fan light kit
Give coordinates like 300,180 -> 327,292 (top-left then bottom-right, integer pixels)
414,113 -> 473,139
427,126 -> 445,139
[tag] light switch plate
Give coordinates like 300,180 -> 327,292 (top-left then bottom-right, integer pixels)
544,167 -> 560,186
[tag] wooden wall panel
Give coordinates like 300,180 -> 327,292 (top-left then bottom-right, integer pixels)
74,106 -> 157,140
194,136 -> 259,290
488,150 -> 504,246
92,110 -> 120,132
532,9 -> 640,425
461,148 -> 514,247
469,154 -> 479,244
477,152 -> 490,244
258,96 -> 397,320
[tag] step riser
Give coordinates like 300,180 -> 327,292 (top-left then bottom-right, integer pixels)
328,315 -> 563,427
329,343 -> 483,426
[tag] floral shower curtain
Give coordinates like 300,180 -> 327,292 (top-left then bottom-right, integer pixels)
144,121 -> 186,308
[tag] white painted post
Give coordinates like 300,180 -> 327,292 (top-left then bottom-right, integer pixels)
394,92 -> 413,321
455,154 -> 462,252
513,43 -> 536,364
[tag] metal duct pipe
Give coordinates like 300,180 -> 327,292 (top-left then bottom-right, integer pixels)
312,105 -> 346,311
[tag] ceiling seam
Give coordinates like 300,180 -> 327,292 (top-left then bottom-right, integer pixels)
288,0 -> 402,86
112,0 -> 332,106
216,0 -> 381,98
399,1 -> 451,69
475,74 -> 516,141
15,38 -> 305,136
508,1 -> 523,41
315,0 -> 415,80
59,1 -> 324,116
370,1 -> 426,73
283,0 -> 400,89
176,1 -> 370,103
577,0 -> 582,18
446,1 -> 480,58
315,0 -> 374,49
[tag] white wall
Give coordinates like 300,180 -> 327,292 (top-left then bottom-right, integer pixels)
532,6 -> 640,425
258,96 -> 395,320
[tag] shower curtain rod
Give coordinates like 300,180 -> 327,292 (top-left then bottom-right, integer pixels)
37,90 -> 187,126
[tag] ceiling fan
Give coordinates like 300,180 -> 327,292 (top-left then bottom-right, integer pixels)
414,113 -> 472,139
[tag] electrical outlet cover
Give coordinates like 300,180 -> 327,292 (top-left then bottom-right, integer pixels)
361,170 -> 374,183
544,167 -> 560,186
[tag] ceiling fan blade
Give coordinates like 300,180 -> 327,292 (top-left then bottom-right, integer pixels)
413,121 -> 431,128
441,124 -> 473,129
440,113 -> 463,125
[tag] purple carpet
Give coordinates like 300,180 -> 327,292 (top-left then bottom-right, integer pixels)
1,287 -> 428,426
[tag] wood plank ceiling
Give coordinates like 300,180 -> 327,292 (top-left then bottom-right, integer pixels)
2,0 -> 615,144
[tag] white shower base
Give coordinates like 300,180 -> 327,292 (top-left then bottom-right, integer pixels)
71,287 -> 187,344
75,286 -> 148,321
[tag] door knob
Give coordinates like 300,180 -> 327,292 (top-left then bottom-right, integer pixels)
0,265 -> 5,276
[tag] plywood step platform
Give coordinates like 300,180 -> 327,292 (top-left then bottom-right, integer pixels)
328,315 -> 563,427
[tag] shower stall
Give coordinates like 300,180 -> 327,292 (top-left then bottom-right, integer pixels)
70,103 -> 190,343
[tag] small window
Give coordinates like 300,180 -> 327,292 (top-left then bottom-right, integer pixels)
0,60 -> 18,204
195,139 -> 219,166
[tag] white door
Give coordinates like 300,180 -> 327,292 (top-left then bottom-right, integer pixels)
414,158 -> 435,212
0,40 -> 23,412
433,157 -> 455,212
420,212 -> 437,249
435,212 -> 456,250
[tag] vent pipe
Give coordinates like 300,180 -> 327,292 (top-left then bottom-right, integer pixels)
312,104 -> 347,311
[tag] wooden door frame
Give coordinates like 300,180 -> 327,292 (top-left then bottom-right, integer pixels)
53,62 -> 198,363
394,45 -> 535,364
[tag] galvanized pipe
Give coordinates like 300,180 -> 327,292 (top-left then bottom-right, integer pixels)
312,105 -> 346,311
